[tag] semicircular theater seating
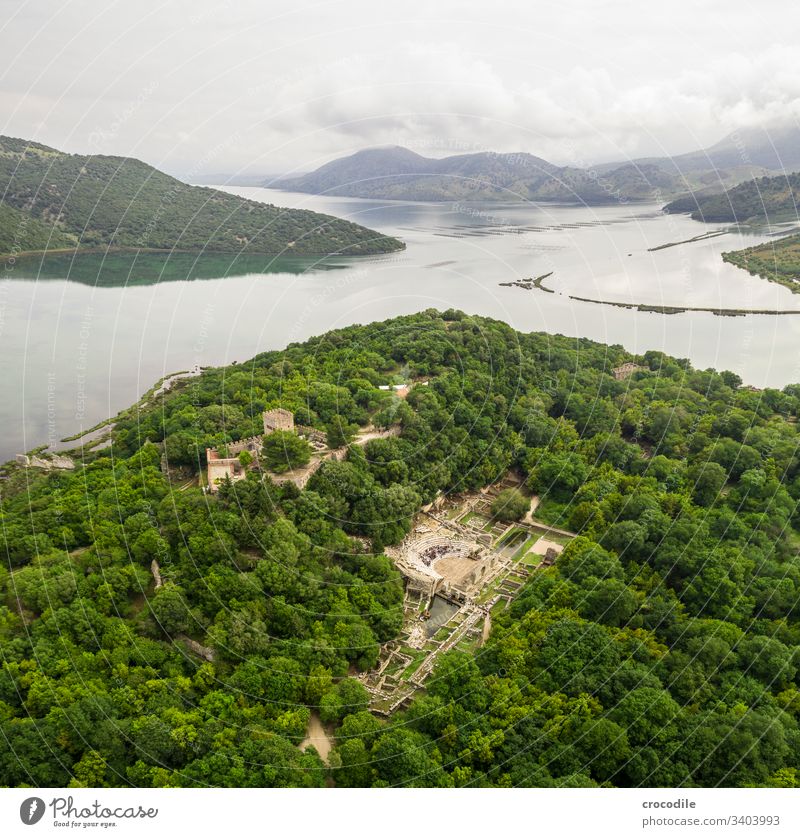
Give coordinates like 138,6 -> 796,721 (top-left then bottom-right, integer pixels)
407,535 -> 474,568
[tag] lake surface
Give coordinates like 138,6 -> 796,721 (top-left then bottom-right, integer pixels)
2,187 -> 800,463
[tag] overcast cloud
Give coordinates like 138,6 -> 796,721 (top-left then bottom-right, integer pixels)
1,0 -> 799,177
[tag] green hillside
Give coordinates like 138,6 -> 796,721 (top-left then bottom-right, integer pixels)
0,136 -> 403,257
664,171 -> 800,223
723,232 -> 800,292
3,310 -> 800,787
0,200 -> 74,254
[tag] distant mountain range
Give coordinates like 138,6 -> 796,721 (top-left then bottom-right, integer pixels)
615,124 -> 800,177
0,136 -> 403,258
268,146 -> 681,203
265,124 -> 800,204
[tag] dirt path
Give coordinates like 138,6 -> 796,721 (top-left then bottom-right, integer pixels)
300,711 -> 332,764
353,426 -> 401,446
481,612 -> 492,646
523,495 -> 541,525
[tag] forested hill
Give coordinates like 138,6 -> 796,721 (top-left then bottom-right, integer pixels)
268,143 -> 772,204
664,171 -> 800,223
4,310 -> 800,788
271,146 -> 685,203
0,136 -> 403,257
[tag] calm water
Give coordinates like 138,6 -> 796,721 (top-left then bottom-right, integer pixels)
2,187 -> 799,462
425,596 -> 461,638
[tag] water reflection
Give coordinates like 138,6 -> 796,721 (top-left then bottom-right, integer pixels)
4,190 -> 800,464
6,250 -> 345,287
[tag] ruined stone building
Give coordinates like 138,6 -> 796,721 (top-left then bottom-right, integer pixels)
225,436 -> 262,457
205,435 -> 263,493
207,409 -> 402,493
295,424 -> 327,449
612,362 -> 646,381
387,531 -> 493,603
205,448 -> 248,493
263,408 -> 295,435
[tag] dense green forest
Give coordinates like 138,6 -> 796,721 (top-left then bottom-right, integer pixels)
3,310 -> 800,788
0,201 -> 74,254
664,171 -> 800,223
0,136 -> 403,258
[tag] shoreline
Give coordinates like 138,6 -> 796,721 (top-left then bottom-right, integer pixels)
567,293 -> 800,317
500,271 -> 800,317
722,249 -> 800,295
261,186 -> 662,207
6,366 -> 206,468
646,229 -> 729,251
1,240 -> 405,263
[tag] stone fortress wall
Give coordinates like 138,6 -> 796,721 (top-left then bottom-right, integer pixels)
208,406 -> 401,493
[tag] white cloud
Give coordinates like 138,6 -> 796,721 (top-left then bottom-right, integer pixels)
259,40 -> 800,168
1,0 -> 800,173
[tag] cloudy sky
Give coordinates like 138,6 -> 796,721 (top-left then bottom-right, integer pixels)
2,0 -> 799,177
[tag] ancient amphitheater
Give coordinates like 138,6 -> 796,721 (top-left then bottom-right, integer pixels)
391,530 -> 497,601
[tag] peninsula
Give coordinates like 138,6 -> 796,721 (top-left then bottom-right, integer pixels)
3,310 -> 800,789
0,136 -> 404,260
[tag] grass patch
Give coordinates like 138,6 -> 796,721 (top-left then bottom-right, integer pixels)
539,532 -> 572,545
529,496 -> 570,527
520,549 -> 544,567
476,577 -> 506,605
399,651 -> 429,679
